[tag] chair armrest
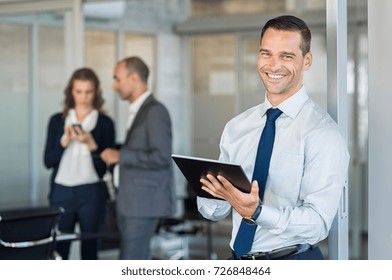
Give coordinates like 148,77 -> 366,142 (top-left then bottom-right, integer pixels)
55,232 -> 79,242
0,236 -> 53,248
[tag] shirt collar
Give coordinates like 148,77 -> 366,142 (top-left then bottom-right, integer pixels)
261,86 -> 309,119
129,90 -> 152,114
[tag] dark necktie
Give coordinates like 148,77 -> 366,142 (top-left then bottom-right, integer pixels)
233,108 -> 282,258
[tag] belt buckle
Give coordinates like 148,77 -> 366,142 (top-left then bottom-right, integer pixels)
240,252 -> 265,260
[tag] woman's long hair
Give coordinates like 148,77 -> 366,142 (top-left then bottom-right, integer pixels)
62,68 -> 104,118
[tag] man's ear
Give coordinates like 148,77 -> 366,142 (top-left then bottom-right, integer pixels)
130,71 -> 140,82
303,51 -> 312,70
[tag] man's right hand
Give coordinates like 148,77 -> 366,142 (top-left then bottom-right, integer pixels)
100,148 -> 120,165
200,174 -> 260,218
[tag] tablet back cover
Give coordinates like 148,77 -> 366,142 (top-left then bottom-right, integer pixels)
172,154 -> 251,200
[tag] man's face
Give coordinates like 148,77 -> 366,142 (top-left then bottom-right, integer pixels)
112,62 -> 133,102
258,28 -> 312,103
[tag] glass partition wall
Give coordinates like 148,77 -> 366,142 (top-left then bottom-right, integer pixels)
0,22 -> 32,208
0,11 -> 156,209
0,17 -> 66,209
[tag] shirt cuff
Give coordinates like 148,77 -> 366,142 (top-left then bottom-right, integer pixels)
257,204 -> 281,227
197,197 -> 229,221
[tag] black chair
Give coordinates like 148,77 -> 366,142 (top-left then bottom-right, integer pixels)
0,206 -> 63,260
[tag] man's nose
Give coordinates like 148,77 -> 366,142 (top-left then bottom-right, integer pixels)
268,56 -> 281,69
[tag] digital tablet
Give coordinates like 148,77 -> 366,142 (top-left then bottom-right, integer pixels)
172,154 -> 251,200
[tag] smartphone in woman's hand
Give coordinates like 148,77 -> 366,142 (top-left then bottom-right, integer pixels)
72,124 -> 83,134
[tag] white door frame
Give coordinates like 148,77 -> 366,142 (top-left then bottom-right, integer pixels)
0,0 -> 84,73
326,0 -> 349,260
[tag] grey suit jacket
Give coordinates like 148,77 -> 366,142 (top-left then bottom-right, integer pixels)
116,95 -> 174,218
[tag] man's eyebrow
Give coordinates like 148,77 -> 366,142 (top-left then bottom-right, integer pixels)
259,48 -> 270,52
281,51 -> 296,56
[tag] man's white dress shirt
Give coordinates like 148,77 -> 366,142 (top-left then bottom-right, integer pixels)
197,87 -> 350,253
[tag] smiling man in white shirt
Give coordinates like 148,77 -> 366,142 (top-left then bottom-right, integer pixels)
197,15 -> 349,260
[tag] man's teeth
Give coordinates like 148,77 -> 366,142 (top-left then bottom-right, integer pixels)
268,73 -> 284,79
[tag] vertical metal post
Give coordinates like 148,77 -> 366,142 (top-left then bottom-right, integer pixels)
29,23 -> 39,206
115,30 -> 125,143
350,7 -> 362,259
326,0 -> 349,259
236,33 -> 243,115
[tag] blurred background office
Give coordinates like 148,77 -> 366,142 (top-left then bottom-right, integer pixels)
0,0 -> 390,260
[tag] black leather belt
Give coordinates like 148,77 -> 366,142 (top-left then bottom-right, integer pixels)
234,244 -> 312,260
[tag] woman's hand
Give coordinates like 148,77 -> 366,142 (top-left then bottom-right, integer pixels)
60,125 -> 73,147
62,125 -> 97,151
73,127 -> 97,151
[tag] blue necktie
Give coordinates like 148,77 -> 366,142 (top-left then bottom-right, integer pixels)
233,108 -> 282,258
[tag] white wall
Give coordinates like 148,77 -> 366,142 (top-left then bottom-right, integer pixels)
368,0 -> 392,259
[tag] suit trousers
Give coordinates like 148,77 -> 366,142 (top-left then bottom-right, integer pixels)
283,245 -> 323,260
50,182 -> 108,260
117,215 -> 159,260
231,245 -> 324,260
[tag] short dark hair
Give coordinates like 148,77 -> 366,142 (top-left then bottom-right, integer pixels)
260,15 -> 311,56
63,67 -> 104,118
121,56 -> 149,84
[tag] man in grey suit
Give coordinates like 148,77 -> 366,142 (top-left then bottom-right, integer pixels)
101,56 -> 173,260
